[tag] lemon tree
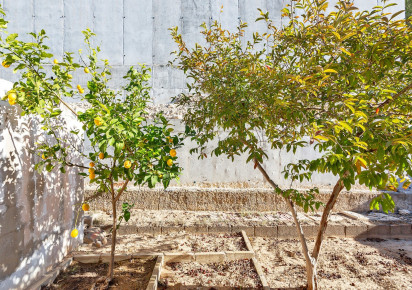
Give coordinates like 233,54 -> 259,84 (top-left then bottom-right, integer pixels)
171,0 -> 411,289
0,7 -> 185,283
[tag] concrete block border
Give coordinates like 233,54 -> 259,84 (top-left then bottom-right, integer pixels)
117,223 -> 412,239
252,257 -> 270,290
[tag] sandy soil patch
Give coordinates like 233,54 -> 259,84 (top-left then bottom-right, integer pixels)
74,232 -> 247,255
159,259 -> 262,288
251,237 -> 412,289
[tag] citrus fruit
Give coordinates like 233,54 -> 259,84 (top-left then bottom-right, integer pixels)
170,149 -> 177,157
41,154 -> 46,160
124,160 -> 132,169
67,74 -> 73,79
53,59 -> 58,64
84,67 -> 90,74
71,229 -> 78,238
99,152 -> 104,159
2,61 -> 10,68
89,162 -> 95,167
88,168 -> 95,174
82,203 -> 90,211
76,84 -> 82,90
89,172 -> 95,180
167,159 -> 173,166
94,117 -> 103,126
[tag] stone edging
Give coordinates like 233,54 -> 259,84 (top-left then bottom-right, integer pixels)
146,255 -> 164,290
252,257 -> 270,290
118,224 -> 412,239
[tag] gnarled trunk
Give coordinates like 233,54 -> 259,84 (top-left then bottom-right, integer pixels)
108,197 -> 117,280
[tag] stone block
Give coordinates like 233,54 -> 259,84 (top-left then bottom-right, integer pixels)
345,225 -> 368,238
225,251 -> 254,261
161,226 -> 183,234
137,226 -> 161,235
184,225 -> 208,233
164,253 -> 195,263
302,225 -> 317,237
100,254 -> 131,263
195,252 -> 225,263
325,225 -> 345,237
232,226 -> 254,237
278,225 -> 298,238
241,230 -> 254,252
367,224 -> 391,238
208,225 -> 231,233
73,254 -> 101,264
118,225 -> 138,235
254,226 -> 277,237
390,224 -> 412,237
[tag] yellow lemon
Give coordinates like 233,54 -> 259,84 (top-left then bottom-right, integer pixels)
79,88 -> 84,94
170,149 -> 177,157
67,74 -> 73,79
158,174 -> 163,179
99,152 -> 104,159
89,162 -> 95,167
94,117 -> 103,126
76,84 -> 82,90
53,59 -> 59,64
41,154 -> 46,160
8,98 -> 16,105
2,61 -> 10,68
82,203 -> 90,211
8,92 -> 17,101
89,172 -> 95,180
167,137 -> 173,143
71,229 -> 78,238
102,72 -> 106,77
124,160 -> 132,169
84,67 -> 90,74
88,168 -> 95,174
167,159 -> 173,167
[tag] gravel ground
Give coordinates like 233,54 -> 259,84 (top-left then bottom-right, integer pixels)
251,237 -> 412,290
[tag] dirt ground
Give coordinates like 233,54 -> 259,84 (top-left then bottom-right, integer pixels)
42,258 -> 156,290
74,232 -> 247,254
159,259 -> 262,288
251,237 -> 412,290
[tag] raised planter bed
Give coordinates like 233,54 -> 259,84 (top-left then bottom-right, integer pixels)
159,259 -> 264,289
31,254 -> 162,290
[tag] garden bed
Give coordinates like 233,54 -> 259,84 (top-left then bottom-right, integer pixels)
42,257 -> 156,290
159,259 -> 263,288
251,237 -> 412,289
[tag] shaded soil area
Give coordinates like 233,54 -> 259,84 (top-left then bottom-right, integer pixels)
75,232 -> 247,254
42,258 -> 156,290
159,259 -> 262,289
251,237 -> 412,290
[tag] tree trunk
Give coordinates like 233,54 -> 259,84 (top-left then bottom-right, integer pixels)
252,159 -> 317,289
284,197 -> 318,290
312,177 -> 345,260
108,196 -> 117,280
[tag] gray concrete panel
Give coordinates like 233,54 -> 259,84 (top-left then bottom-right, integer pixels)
153,65 -> 185,90
153,0 -> 181,64
63,0 -> 93,61
266,0 -> 284,28
211,0 -> 239,32
124,0 -> 153,65
3,0 -> 34,42
353,0 -> 379,11
93,0 -> 124,65
181,0 -> 210,49
34,0 -> 64,59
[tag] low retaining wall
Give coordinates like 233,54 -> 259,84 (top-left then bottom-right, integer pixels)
0,80 -> 84,289
86,187 -> 412,213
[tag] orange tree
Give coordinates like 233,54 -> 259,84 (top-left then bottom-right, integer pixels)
171,0 -> 412,288
0,8 -> 184,283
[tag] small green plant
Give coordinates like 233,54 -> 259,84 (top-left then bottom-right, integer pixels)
0,7 -> 186,283
171,0 -> 411,288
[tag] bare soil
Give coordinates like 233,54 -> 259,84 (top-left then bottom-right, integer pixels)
251,237 -> 412,290
42,258 -> 156,290
74,232 -> 247,254
159,259 -> 263,289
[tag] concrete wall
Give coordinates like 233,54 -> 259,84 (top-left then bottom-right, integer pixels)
0,80 -> 84,289
0,0 -> 405,103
